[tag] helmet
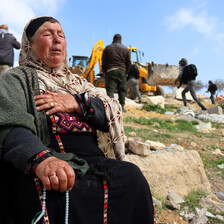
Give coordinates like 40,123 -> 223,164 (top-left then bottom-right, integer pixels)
179,58 -> 188,66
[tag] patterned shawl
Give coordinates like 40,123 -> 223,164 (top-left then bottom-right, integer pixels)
19,16 -> 125,160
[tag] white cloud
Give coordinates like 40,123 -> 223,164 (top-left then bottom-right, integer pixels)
164,4 -> 224,55
0,0 -> 66,40
164,8 -> 217,37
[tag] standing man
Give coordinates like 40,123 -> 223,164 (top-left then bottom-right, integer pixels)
174,58 -> 207,110
127,64 -> 142,103
206,80 -> 217,105
0,24 -> 21,76
102,34 -> 131,112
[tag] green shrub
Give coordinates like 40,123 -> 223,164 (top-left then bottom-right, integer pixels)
181,190 -> 207,213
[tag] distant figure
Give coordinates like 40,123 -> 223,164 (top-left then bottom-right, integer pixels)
102,34 -> 131,112
0,24 -> 21,76
174,58 -> 207,110
206,80 -> 217,105
127,64 -> 142,103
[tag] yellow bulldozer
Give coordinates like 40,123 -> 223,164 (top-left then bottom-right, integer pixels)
69,40 -> 179,99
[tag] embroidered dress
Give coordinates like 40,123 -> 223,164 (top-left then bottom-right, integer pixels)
1,112 -> 154,224
43,112 -> 154,223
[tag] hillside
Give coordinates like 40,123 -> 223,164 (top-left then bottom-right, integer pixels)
122,94 -> 224,223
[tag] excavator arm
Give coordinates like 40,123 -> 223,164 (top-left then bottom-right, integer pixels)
84,40 -> 104,82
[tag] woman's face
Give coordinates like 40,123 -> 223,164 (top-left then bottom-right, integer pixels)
31,21 -> 67,68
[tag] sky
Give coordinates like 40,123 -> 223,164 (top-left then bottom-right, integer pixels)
1,0 -> 224,93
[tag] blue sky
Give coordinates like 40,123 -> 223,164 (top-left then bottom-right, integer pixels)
1,0 -> 224,93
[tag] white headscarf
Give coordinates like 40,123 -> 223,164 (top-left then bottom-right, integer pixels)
19,16 -> 125,160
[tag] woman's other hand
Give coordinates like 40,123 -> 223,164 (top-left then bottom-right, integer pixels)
35,90 -> 82,115
35,156 -> 75,192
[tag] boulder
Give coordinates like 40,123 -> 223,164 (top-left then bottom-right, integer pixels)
207,106 -> 223,115
128,139 -> 151,156
145,95 -> 165,108
145,140 -> 166,150
124,149 -> 211,198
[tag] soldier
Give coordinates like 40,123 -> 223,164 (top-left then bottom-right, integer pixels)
206,80 -> 217,105
102,34 -> 131,112
175,58 -> 207,110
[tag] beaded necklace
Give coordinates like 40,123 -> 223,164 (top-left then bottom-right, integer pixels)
32,186 -> 69,224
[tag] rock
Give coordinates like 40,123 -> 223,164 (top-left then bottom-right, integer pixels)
216,214 -> 224,221
207,106 -> 223,115
165,191 -> 185,210
194,121 -> 212,132
145,95 -> 165,108
152,196 -> 162,208
125,149 -> 211,198
145,140 -> 166,150
167,144 -> 184,151
128,136 -> 142,142
191,207 -> 208,224
164,111 -> 175,115
196,113 -> 224,124
212,149 -> 224,159
176,115 -> 198,122
199,194 -> 224,213
216,192 -> 224,201
217,163 -> 224,169
184,213 -> 195,222
179,211 -> 185,216
128,139 -> 151,156
165,199 -> 180,210
128,132 -> 136,137
124,97 -> 143,109
190,142 -> 197,148
167,191 -> 185,204
177,106 -> 195,117
205,211 -> 215,218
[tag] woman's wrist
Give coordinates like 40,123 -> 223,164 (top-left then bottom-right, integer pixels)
73,92 -> 95,120
25,150 -> 53,174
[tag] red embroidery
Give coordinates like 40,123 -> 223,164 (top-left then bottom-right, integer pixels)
103,180 -> 108,224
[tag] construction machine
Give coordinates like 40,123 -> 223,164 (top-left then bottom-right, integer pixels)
70,40 -> 104,85
70,41 -> 179,98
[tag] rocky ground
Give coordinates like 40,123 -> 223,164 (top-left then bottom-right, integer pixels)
122,94 -> 224,224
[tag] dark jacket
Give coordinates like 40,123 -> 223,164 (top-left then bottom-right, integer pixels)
127,64 -> 139,80
207,82 -> 217,92
102,40 -> 131,74
0,30 -> 20,67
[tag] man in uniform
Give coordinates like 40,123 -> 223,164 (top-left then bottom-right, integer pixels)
102,34 -> 131,112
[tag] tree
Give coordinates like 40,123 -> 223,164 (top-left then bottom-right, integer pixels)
214,79 -> 224,96
194,80 -> 204,92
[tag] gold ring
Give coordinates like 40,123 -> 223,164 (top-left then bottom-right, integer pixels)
50,102 -> 55,108
49,174 -> 57,180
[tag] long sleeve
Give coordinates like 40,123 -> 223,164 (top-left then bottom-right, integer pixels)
3,127 -> 50,172
88,97 -> 109,132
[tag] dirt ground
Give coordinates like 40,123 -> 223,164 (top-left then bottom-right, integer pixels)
122,96 -> 224,224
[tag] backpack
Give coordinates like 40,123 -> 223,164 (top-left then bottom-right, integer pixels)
127,64 -> 139,80
209,83 -> 218,91
181,64 -> 198,84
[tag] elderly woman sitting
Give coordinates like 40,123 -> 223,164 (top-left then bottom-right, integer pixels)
0,16 -> 154,224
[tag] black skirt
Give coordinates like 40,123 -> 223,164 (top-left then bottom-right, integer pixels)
2,133 -> 155,224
